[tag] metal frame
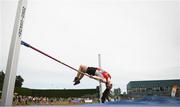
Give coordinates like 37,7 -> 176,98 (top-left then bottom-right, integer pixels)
1,0 -> 27,106
98,54 -> 102,103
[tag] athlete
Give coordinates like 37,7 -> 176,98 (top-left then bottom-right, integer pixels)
73,65 -> 112,103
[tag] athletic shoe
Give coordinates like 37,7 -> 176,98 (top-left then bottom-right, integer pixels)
73,80 -> 80,85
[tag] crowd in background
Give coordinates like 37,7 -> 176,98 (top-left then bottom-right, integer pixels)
13,95 -> 96,105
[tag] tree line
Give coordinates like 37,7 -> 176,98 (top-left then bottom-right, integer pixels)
0,70 -> 24,90
0,70 -> 97,98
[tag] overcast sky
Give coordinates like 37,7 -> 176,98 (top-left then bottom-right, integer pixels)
0,0 -> 180,92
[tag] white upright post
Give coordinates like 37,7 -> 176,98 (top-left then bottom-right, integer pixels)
98,54 -> 102,103
1,0 -> 27,106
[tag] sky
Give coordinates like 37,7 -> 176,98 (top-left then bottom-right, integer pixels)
0,0 -> 180,92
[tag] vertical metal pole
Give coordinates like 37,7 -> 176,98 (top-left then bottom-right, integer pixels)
98,54 -> 102,103
1,0 -> 27,106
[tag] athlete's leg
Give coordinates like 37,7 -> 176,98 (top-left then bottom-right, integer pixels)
77,65 -> 86,80
73,65 -> 87,85
74,65 -> 84,81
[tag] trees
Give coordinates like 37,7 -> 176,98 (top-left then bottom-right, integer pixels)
15,75 -> 24,87
0,71 -> 5,89
0,71 -> 24,89
0,71 -> 5,83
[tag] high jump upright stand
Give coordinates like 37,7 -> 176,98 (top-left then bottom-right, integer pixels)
1,0 -> 27,106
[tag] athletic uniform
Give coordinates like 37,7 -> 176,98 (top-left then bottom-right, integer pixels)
86,67 -> 111,81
